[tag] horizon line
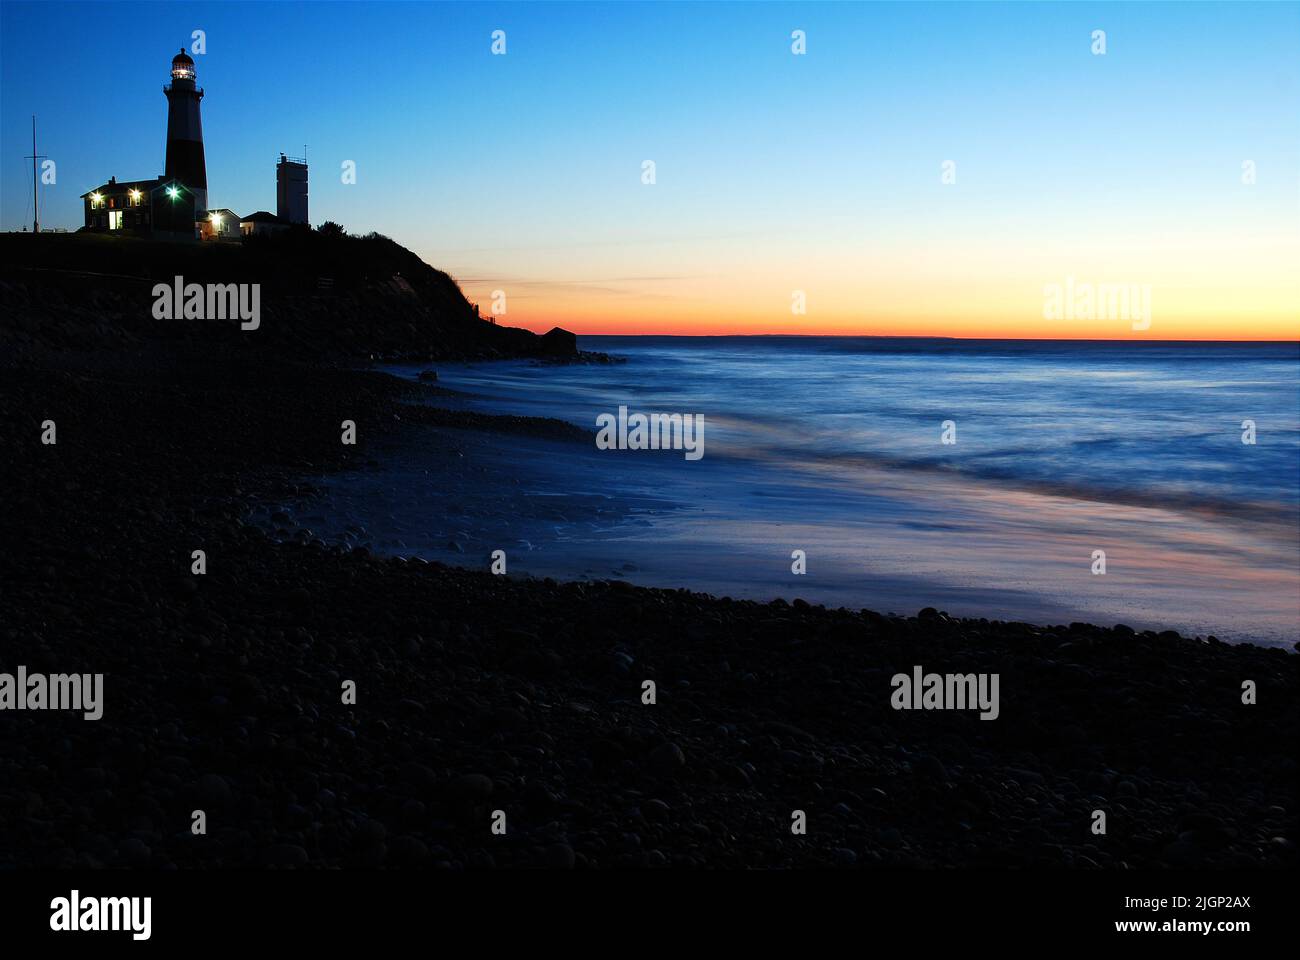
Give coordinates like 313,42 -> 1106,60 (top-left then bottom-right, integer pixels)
565,332 -> 1300,344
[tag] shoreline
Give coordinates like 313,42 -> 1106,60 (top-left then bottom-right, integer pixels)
325,357 -> 1299,648
3,342 -> 1294,868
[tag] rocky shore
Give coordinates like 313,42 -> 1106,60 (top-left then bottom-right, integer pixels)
1,335 -> 1294,870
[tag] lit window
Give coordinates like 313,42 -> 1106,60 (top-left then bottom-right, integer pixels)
108,210 -> 123,230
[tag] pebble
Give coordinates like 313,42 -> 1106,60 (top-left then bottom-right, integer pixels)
648,743 -> 686,777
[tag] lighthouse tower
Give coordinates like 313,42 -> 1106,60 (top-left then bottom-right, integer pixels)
164,48 -> 207,216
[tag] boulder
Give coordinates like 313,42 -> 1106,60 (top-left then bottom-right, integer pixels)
538,327 -> 578,356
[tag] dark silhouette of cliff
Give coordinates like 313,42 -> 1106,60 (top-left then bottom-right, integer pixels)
0,229 -> 577,361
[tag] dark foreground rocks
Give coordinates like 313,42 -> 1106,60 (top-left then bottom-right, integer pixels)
0,346 -> 1294,870
538,326 -> 578,357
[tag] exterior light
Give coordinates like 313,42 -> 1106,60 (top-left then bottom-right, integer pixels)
167,186 -> 179,199
91,192 -> 102,204
129,189 -> 141,201
211,214 -> 223,228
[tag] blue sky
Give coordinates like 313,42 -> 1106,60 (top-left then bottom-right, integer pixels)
3,2 -> 1297,336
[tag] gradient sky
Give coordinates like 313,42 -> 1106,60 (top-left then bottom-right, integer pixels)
3,1 -> 1297,338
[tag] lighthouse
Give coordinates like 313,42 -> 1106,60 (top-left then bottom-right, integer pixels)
164,47 -> 207,217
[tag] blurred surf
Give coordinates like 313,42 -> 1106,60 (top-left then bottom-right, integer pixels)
344,337 -> 1300,647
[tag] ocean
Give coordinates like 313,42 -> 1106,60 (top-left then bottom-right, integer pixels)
291,337 -> 1300,647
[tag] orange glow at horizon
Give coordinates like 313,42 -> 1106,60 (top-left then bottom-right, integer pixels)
446,225 -> 1300,342
496,312 -> 1300,341
461,281 -> 1300,342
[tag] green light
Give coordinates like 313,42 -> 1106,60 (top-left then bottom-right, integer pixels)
167,186 -> 179,200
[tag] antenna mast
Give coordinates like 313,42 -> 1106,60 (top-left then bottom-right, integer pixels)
24,116 -> 47,233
